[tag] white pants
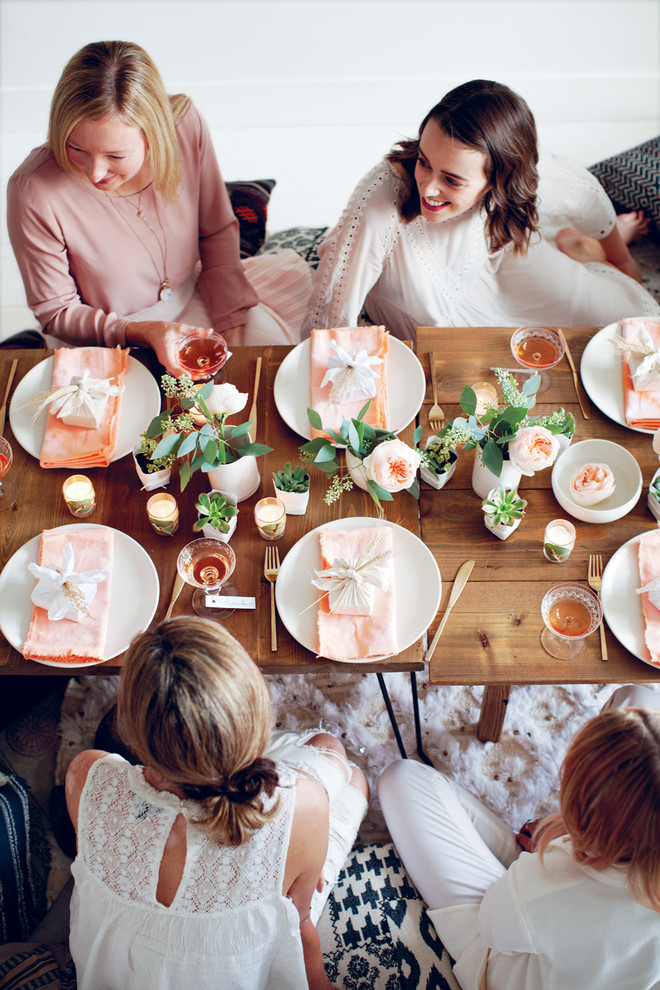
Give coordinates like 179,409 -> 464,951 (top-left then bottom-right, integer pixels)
377,684 -> 660,911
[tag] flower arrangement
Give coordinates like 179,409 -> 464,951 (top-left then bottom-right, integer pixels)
140,375 -> 272,491
439,370 -> 566,478
302,401 -> 420,508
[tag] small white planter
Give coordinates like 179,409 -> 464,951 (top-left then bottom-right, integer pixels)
484,514 -> 522,540
648,468 -> 660,523
556,433 -> 574,456
421,436 -> 457,490
472,448 -> 522,499
197,491 -> 238,542
207,433 -> 261,502
345,450 -> 370,491
273,482 -> 310,515
132,443 -> 171,491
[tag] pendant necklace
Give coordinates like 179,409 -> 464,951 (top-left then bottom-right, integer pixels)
106,188 -> 172,302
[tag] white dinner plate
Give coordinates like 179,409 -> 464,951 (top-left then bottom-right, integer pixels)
600,533 -> 657,668
275,516 -> 441,663
273,337 -> 426,440
9,355 -> 162,462
580,321 -> 654,435
0,524 -> 159,668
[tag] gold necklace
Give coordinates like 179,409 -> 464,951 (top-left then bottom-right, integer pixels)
106,189 -> 172,302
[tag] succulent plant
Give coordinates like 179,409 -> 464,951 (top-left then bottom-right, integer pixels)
272,461 -> 310,493
482,486 -> 527,527
193,491 -> 238,533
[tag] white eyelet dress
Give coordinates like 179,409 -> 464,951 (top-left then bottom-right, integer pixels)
69,754 -> 308,990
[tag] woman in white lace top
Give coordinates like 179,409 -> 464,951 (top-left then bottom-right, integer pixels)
65,618 -> 368,990
303,79 -> 659,340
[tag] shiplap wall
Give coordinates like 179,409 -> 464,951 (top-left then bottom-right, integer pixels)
1,0 -> 659,338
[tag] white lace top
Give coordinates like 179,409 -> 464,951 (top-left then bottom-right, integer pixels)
69,754 -> 307,990
303,151 -> 659,340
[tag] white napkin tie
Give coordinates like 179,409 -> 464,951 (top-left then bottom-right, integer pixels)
28,541 -> 109,622
312,534 -> 392,614
320,341 -> 382,404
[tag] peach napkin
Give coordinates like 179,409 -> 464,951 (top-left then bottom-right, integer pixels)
621,319 -> 660,429
23,527 -> 114,664
39,347 -> 128,468
316,526 -> 398,660
637,530 -> 660,666
310,327 -> 389,439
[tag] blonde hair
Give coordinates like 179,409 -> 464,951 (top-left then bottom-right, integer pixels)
47,40 -> 190,202
536,708 -> 660,911
117,618 -> 280,845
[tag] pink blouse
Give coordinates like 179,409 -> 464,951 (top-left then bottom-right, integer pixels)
7,102 -> 258,346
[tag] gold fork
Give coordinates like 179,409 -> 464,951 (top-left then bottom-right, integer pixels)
264,545 -> 280,652
428,352 -> 445,433
587,554 -> 607,662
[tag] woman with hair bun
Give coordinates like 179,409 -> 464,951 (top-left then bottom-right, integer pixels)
304,79 -> 658,340
378,684 -> 660,990
65,618 -> 368,990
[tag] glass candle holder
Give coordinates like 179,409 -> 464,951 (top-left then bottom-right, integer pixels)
62,474 -> 96,517
471,381 -> 498,417
543,519 -> 576,562
147,492 -> 179,536
254,497 -> 286,540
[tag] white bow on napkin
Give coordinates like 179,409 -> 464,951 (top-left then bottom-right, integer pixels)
311,534 -> 392,615
28,541 -> 109,622
637,577 -> 660,612
320,341 -> 383,404
615,325 -> 660,391
33,369 -> 125,428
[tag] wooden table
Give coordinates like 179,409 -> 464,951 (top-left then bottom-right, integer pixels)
417,326 -> 660,741
0,346 -> 424,752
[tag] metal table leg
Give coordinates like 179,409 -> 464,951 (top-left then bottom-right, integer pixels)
411,671 -> 434,766
376,672 -> 407,759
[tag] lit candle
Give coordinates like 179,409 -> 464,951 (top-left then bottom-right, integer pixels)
147,493 -> 179,536
190,384 -> 209,427
471,381 -> 498,417
543,518 -> 576,563
254,497 -> 286,540
62,474 -> 96,517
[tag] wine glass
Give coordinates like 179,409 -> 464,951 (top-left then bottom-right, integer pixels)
0,437 -> 18,511
540,582 -> 602,659
176,538 -> 237,620
177,330 -> 228,383
509,326 -> 565,397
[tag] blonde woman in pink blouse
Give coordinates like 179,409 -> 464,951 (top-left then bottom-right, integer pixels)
7,41 -> 309,373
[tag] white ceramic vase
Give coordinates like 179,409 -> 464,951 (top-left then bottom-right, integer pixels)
132,443 -> 172,491
483,513 -> 522,541
345,450 -> 370,491
472,449 -> 522,499
197,490 -> 238,542
207,433 -> 261,502
421,436 -> 457,490
648,468 -> 660,523
273,482 -> 310,515
556,433 -> 573,456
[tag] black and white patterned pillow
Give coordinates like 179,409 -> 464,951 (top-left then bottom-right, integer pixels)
589,137 -> 660,241
258,226 -> 329,269
318,842 -> 459,990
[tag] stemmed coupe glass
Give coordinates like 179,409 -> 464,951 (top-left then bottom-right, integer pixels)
510,326 -> 565,396
176,537 -> 237,620
0,437 -> 18,511
177,330 -> 228,383
541,582 -> 602,659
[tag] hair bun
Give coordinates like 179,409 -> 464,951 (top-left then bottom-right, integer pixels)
225,757 -> 278,804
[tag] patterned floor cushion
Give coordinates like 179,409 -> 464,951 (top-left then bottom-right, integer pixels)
259,226 -> 329,269
589,137 -> 660,242
318,842 -> 460,990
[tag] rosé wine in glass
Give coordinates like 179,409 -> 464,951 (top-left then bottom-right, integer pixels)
177,537 -> 237,619
177,331 -> 228,382
0,437 -> 18,511
541,582 -> 601,659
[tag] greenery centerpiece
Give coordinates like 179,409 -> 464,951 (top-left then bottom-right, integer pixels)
193,491 -> 238,535
140,375 -> 272,492
482,486 -> 527,529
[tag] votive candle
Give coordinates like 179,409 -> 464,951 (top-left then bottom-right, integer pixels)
543,518 -> 576,563
254,497 -> 286,541
147,492 -> 179,536
62,474 -> 96,517
471,382 -> 498,417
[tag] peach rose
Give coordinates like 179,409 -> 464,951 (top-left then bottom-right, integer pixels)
570,462 -> 616,506
508,426 -> 560,477
362,439 -> 421,492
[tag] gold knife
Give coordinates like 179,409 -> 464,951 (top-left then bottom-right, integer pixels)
164,573 -> 185,620
425,560 -> 475,663
558,329 -> 590,420
248,356 -> 262,441
0,359 -> 18,436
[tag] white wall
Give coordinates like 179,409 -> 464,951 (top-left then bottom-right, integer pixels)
2,0 -> 659,337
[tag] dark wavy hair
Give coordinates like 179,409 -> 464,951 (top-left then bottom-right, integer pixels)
386,79 -> 539,254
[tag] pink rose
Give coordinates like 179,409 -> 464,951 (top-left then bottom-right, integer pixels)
570,462 -> 616,506
508,426 -> 560,477
362,440 -> 421,492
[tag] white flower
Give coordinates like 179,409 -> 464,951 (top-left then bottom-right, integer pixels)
362,439 -> 421,492
204,383 -> 248,417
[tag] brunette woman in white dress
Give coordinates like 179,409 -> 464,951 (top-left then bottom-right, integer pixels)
304,79 -> 658,340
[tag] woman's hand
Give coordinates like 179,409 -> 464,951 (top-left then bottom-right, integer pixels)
516,818 -> 540,853
125,321 -> 216,376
